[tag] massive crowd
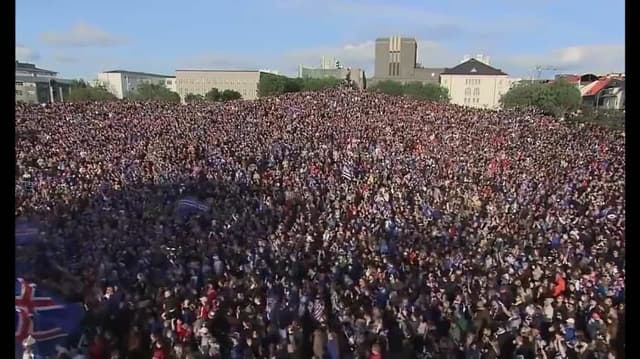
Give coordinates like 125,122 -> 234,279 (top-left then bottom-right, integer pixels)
16,88 -> 625,359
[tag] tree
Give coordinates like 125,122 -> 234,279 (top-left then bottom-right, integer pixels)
205,88 -> 221,102
546,79 -> 582,119
501,79 -> 581,119
220,89 -> 242,101
67,80 -> 117,102
299,77 -> 342,91
129,83 -> 180,103
402,82 -> 450,102
184,93 -> 204,103
368,80 -> 450,102
369,80 -> 404,96
258,73 -> 301,97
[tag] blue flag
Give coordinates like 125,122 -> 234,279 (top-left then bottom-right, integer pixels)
15,278 -> 84,357
176,197 -> 209,217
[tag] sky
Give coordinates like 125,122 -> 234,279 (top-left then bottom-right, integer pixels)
16,0 -> 625,80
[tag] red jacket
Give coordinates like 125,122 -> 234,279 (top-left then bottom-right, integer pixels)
553,275 -> 566,297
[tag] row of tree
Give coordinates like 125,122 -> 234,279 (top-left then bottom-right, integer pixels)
67,80 -> 117,102
368,80 -> 451,102
184,88 -> 242,103
257,73 -> 343,97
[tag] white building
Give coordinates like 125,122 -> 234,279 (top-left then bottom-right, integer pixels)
97,70 -> 176,99
440,58 -> 510,109
321,56 -> 339,70
175,70 -> 263,101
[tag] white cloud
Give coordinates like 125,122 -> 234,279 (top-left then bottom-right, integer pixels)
501,44 -> 625,76
40,23 -> 127,47
16,45 -> 39,62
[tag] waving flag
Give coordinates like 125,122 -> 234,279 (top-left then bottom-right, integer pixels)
342,162 -> 354,181
176,197 -> 210,217
15,278 -> 84,357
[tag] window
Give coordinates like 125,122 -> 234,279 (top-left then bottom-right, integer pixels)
16,90 -> 23,95
473,88 -> 480,96
465,88 -> 471,96
16,81 -> 24,86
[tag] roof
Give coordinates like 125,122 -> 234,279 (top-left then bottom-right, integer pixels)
15,76 -> 73,84
15,62 -> 57,75
102,70 -> 174,78
441,58 -> 508,76
581,78 -> 612,97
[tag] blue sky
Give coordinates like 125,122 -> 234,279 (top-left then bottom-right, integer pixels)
16,0 -> 624,80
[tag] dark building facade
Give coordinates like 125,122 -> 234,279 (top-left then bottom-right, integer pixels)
372,36 -> 444,85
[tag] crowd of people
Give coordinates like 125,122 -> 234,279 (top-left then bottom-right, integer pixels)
16,88 -> 625,359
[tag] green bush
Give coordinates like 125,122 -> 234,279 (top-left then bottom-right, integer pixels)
129,83 -> 180,103
67,80 -> 117,102
501,79 -> 581,119
368,80 -> 450,102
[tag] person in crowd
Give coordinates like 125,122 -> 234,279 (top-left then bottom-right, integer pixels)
16,87 -> 625,358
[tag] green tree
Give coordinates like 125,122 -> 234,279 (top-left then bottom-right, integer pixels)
299,77 -> 342,91
220,89 -> 242,101
184,93 -> 204,103
501,79 -> 581,118
129,83 -> 180,103
205,88 -> 221,102
402,82 -> 450,102
67,80 -> 117,102
369,80 -> 404,96
368,80 -> 450,102
258,73 -> 301,97
546,79 -> 582,119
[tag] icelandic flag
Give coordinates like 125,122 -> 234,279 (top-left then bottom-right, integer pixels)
176,197 -> 209,216
342,162 -> 354,181
16,219 -> 40,246
15,278 -> 84,358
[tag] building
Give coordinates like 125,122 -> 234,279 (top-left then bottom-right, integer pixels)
440,58 -> 510,109
580,76 -> 625,110
97,70 -> 176,99
298,65 -> 366,89
175,70 -> 262,101
372,36 -> 444,85
320,56 -> 339,70
556,73 -> 625,110
15,61 -> 72,104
